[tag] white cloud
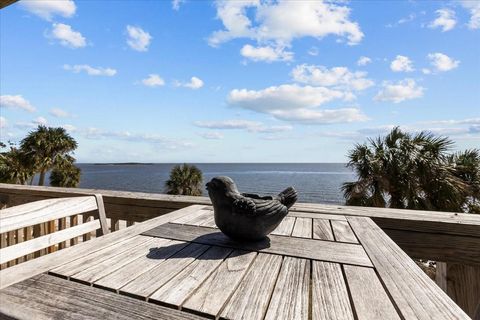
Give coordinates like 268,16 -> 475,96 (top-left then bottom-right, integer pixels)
0,117 -> 7,129
227,84 -> 367,124
357,56 -> 371,66
199,132 -> 224,140
374,79 -> 424,103
194,119 -> 293,133
176,76 -> 204,89
390,55 -> 414,72
63,64 -> 117,76
19,0 -> 76,21
61,124 -> 77,132
422,68 -> 432,75
429,9 -> 456,32
209,1 -> 363,61
291,64 -> 374,91
141,74 -> 165,87
172,0 -> 185,11
240,44 -> 293,62
34,117 -> 48,126
49,108 -> 72,118
461,1 -> 480,29
15,116 -> 48,130
126,25 -> 152,52
308,47 -> 319,56
0,95 -> 36,112
427,52 -> 459,72
420,118 -> 480,126
49,23 -> 86,48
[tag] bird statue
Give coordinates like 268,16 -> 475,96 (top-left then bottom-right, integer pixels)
206,176 -> 298,241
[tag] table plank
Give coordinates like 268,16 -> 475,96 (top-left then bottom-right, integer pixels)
199,215 -> 217,228
182,250 -> 257,317
348,216 -> 469,320
271,216 -> 295,236
0,205 -> 206,289
0,274 -> 204,320
180,210 -> 213,227
149,246 -> 232,307
291,218 -> 313,238
120,242 -> 209,299
312,261 -> 354,320
143,223 -> 372,267
264,257 -> 310,320
331,220 -> 358,244
94,239 -> 188,291
220,253 -> 283,320
50,235 -> 151,277
71,237 -> 163,284
344,265 -> 400,320
313,219 -> 334,241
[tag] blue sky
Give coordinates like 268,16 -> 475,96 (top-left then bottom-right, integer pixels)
1,0 -> 479,163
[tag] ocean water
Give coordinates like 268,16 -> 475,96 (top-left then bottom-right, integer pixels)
76,163 -> 355,204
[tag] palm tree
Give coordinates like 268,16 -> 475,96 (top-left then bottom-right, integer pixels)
165,164 -> 203,196
20,126 -> 78,186
342,127 -> 477,213
49,158 -> 81,188
0,147 -> 35,184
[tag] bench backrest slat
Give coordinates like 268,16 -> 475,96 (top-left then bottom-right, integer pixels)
0,197 -> 98,234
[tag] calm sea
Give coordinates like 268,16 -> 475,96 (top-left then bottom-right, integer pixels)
76,163 -> 354,205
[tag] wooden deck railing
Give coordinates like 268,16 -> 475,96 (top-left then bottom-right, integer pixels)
1,183 -> 479,318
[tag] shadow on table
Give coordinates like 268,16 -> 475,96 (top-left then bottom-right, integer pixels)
146,231 -> 271,261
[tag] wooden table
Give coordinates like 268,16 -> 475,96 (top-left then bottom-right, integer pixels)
0,205 -> 470,319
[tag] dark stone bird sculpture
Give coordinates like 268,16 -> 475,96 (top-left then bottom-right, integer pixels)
206,176 -> 298,241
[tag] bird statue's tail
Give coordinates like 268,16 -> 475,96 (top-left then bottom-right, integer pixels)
277,187 -> 298,209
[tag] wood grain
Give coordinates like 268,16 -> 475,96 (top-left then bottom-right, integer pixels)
120,242 -> 209,299
0,205 -> 206,289
270,216 -> 295,236
311,261 -> 354,320
149,246 -> 232,307
94,239 -> 187,291
348,216 -> 469,320
182,250 -> 257,317
220,253 -> 283,320
291,218 -> 312,238
312,219 -> 334,241
264,257 -> 310,320
0,220 -> 100,264
331,220 -> 358,243
344,265 -> 400,320
0,197 -> 98,233
143,223 -> 372,267
0,274 -> 204,320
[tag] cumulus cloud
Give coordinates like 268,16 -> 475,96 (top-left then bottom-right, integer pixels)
141,74 -> 165,87
291,64 -> 374,91
49,108 -> 72,118
429,9 -> 456,32
227,84 -> 367,124
374,79 -> 424,103
390,55 -> 414,72
308,47 -> 319,56
0,95 -> 36,112
194,119 -> 292,133
19,0 -> 76,21
172,0 -> 185,11
461,1 -> 480,29
63,64 -> 117,76
15,116 -> 48,130
209,1 -> 363,61
427,52 -> 459,72
49,23 -> 86,48
199,132 -> 224,140
240,44 -> 293,62
126,25 -> 152,52
175,77 -> 204,89
357,56 -> 371,66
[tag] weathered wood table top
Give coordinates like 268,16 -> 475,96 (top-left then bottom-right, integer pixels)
0,205 -> 470,320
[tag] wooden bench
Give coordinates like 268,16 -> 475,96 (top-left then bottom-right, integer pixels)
0,195 -> 109,266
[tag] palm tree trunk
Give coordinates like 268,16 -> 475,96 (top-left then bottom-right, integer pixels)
38,170 -> 46,186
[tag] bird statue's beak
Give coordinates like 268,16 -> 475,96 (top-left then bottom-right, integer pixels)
205,181 -> 212,190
